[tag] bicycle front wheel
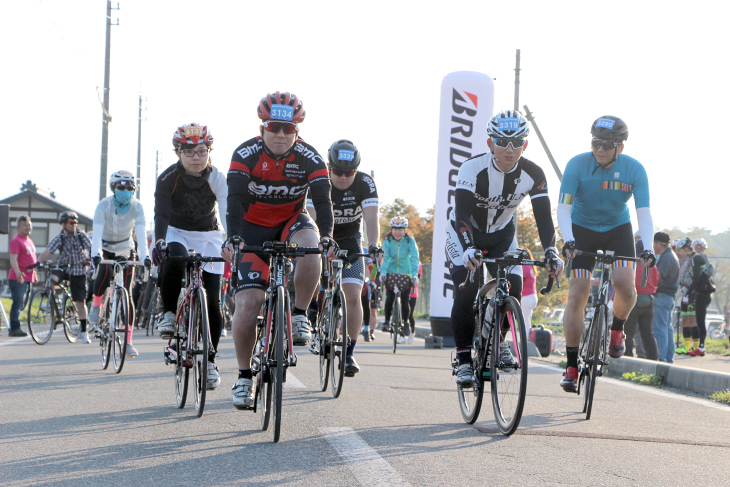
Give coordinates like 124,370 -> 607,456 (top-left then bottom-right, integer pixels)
112,289 -> 130,374
330,290 -> 348,398
175,333 -> 189,408
28,289 -> 54,345
256,308 -> 271,430
192,287 -> 210,418
318,296 -> 330,392
272,287 -> 286,443
584,305 -> 605,420
392,295 -> 401,354
491,296 -> 528,435
61,292 -> 80,343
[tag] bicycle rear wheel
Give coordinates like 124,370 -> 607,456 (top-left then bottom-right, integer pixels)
584,305 -> 605,420
61,292 -> 80,343
330,290 -> 348,398
28,289 -> 54,345
392,295 -> 401,354
192,287 -> 209,418
318,296 -> 330,392
491,296 -> 528,435
272,287 -> 286,443
112,289 -> 130,374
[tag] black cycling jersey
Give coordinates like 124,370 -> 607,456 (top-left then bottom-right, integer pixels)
227,136 -> 333,239
307,171 -> 378,241
154,161 -> 227,242
452,152 -> 555,250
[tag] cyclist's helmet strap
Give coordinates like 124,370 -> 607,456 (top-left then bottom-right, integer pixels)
328,139 -> 361,171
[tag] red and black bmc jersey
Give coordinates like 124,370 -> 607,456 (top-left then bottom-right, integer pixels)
226,136 -> 333,238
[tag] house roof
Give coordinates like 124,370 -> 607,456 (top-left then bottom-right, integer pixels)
0,180 -> 94,225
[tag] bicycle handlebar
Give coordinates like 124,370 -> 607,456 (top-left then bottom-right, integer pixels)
458,249 -> 557,294
27,262 -> 70,270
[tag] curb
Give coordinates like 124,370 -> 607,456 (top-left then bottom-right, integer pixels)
606,356 -> 730,396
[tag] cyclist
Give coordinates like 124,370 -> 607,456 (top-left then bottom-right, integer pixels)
151,123 -> 228,390
306,139 -> 380,376
88,170 -> 149,358
687,238 -> 712,357
557,115 -> 656,392
448,110 -> 562,386
37,211 -> 92,343
380,216 -> 420,342
223,91 -> 334,409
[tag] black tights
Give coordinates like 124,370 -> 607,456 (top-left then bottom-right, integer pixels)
159,242 -> 223,359
695,292 -> 712,348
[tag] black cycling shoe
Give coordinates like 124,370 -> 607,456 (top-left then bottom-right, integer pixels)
344,355 -> 360,377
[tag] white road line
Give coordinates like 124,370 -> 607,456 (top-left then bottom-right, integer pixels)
319,427 -> 410,487
0,336 -> 30,347
284,372 -> 305,389
530,362 -> 729,411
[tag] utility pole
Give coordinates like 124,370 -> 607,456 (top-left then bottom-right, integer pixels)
136,91 -> 145,199
98,1 -> 120,201
155,150 -> 160,180
514,49 -> 521,112
523,105 -> 562,181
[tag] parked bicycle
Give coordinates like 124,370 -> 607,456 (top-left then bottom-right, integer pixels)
162,249 -> 225,418
231,239 -> 321,443
567,250 -> 647,420
453,248 -> 556,435
94,258 -> 148,373
312,248 -> 370,398
26,262 -> 81,345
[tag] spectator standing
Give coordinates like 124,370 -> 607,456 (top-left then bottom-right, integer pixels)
651,232 -> 680,363
8,216 -> 36,337
675,237 -> 697,353
687,238 -> 713,356
623,257 -> 660,360
521,248 -> 539,328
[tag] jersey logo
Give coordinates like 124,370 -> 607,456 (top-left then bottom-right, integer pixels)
537,181 -> 547,190
262,161 -> 268,170
248,182 -> 307,197
614,172 -> 620,179
248,272 -> 261,280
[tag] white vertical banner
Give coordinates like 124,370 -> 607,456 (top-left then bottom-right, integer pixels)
429,72 -> 494,333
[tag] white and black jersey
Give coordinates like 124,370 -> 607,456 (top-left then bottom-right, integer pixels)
450,152 -> 555,251
307,171 -> 378,241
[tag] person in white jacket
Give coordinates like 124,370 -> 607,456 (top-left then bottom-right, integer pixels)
88,170 -> 149,357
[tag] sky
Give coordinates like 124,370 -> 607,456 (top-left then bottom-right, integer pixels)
3,0 -> 730,240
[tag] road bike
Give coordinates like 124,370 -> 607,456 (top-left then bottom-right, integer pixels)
312,249 -> 370,398
567,250 -> 647,420
453,249 -> 556,435
94,259 -> 147,373
232,239 -> 321,443
389,283 -> 406,354
26,263 -> 82,345
162,250 -> 225,418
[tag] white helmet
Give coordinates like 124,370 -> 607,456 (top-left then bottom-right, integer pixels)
109,170 -> 136,191
676,237 -> 693,249
487,110 -> 530,139
692,238 -> 708,249
390,216 -> 408,228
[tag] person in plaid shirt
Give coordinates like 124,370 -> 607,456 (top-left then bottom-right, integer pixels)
37,211 -> 93,343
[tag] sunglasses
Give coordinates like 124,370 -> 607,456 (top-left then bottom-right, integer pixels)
331,167 -> 356,177
591,139 -> 619,150
492,137 -> 526,148
115,184 -> 135,191
66,220 -> 78,224
263,121 -> 298,135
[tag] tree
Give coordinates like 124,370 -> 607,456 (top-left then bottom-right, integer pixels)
379,198 -> 434,264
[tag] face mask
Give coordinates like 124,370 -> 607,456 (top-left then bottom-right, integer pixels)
114,189 -> 133,205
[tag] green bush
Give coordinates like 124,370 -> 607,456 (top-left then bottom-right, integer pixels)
708,389 -> 730,405
621,372 -> 663,386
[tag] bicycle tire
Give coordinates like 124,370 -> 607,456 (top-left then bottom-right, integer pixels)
585,305 -> 605,420
272,286 -> 285,443
175,332 -> 189,408
330,290 -> 348,398
27,289 -> 54,345
61,292 -> 80,343
318,295 -> 330,392
192,287 -> 209,418
392,295 -> 401,354
112,288 -> 129,374
457,280 -> 495,424
257,308 -> 272,430
490,296 -> 528,435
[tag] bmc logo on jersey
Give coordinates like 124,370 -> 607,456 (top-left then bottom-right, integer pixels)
248,182 -> 307,197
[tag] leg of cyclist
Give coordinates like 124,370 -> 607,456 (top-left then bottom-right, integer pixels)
122,259 -> 138,356
289,227 -> 321,346
342,282 -> 363,375
202,270 -> 223,389
562,277 -> 591,391
68,274 -> 89,343
89,251 -> 116,331
232,287 -> 266,409
383,286 -> 395,332
157,242 -> 188,339
609,265 -> 638,359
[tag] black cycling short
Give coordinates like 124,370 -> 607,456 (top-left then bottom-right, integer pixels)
569,222 -> 636,277
235,212 -> 317,291
51,270 -> 87,302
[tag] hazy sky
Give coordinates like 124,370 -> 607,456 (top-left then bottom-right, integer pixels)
4,0 -> 729,238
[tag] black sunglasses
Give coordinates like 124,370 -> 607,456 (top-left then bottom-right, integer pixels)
492,137 -> 526,149
591,139 -> 619,150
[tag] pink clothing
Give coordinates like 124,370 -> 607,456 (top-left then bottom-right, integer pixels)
522,265 -> 537,297
410,263 -> 422,298
9,234 -> 37,282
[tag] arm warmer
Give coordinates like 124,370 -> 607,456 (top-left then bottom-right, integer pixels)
453,188 -> 477,249
531,196 -> 557,250
309,181 -> 334,239
556,203 -> 574,243
636,207 -> 654,251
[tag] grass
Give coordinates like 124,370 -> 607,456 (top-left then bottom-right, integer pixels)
704,338 -> 730,356
708,390 -> 730,405
558,360 -> 567,369
621,371 -> 663,386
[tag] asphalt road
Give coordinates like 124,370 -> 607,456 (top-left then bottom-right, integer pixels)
2,329 -> 729,486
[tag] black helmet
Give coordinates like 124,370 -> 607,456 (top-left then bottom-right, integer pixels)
59,211 -> 79,224
591,115 -> 629,142
328,140 -> 361,171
